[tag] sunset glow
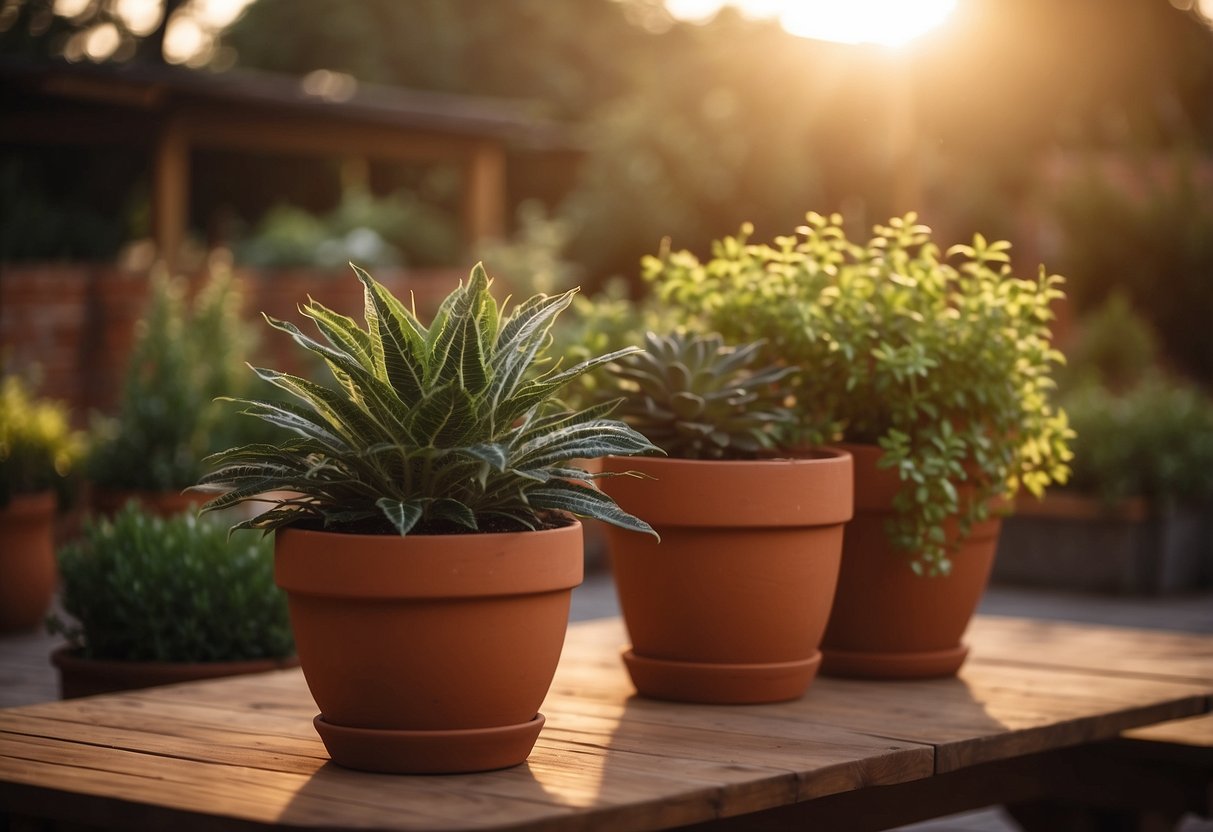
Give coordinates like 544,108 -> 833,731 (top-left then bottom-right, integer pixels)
666,0 -> 958,47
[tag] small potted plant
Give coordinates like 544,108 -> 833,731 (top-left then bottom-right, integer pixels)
598,331 -> 852,704
87,268 -> 266,516
198,263 -> 659,774
48,504 -> 297,697
644,213 -> 1073,679
0,374 -> 85,632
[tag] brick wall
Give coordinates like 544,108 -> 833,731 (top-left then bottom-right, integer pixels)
0,264 -> 467,421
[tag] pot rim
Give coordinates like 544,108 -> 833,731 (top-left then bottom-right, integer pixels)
600,447 -> 853,528
275,520 -> 584,599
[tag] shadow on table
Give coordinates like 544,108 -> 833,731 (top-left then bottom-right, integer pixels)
530,655 -> 1014,829
274,752 -> 574,829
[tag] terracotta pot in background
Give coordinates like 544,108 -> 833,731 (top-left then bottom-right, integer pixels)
600,450 -> 852,705
90,488 -> 201,518
51,647 -> 300,698
571,456 -> 609,573
0,492 -> 58,633
275,521 -> 583,774
820,443 -> 1001,680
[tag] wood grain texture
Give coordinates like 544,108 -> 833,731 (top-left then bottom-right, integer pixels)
1122,712 -> 1213,748
967,614 -> 1213,684
1,615 -> 1211,832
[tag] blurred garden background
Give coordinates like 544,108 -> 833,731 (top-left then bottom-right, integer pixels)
2,0 -> 1212,593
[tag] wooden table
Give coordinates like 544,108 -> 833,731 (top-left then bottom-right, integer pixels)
1,615 -> 1211,831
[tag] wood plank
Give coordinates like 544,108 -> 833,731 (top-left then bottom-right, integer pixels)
0,733 -> 583,831
767,662 -> 1205,772
2,615 -> 1211,832
0,713 -> 327,772
0,720 -> 929,832
1122,712 -> 1213,748
966,614 -> 1213,684
553,618 -> 1211,773
568,614 -> 1213,686
0,675 -> 935,831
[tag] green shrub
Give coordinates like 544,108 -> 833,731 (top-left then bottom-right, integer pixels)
235,186 -> 460,269
474,200 -> 581,297
1058,291 -> 1161,392
644,212 -> 1074,574
1062,379 -> 1213,507
49,505 -> 294,662
87,267 -> 266,491
1052,156 -> 1213,386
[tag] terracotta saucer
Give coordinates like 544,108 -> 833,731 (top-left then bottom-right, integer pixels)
622,649 -> 821,705
313,713 -> 545,774
820,644 -> 969,679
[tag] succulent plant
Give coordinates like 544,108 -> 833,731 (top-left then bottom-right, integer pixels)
198,263 -> 660,537
607,331 -> 797,460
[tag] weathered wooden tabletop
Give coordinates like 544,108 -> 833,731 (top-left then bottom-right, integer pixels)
1,615 -> 1210,831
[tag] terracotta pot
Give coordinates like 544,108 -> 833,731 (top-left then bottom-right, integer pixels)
570,457 -> 609,573
275,521 -> 583,774
820,443 -> 1001,679
600,450 -> 852,704
0,492 -> 57,633
91,488 -> 201,518
51,647 -> 300,699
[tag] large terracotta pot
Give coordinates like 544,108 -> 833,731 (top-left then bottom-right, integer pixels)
0,492 -> 57,633
275,521 -> 583,774
600,450 -> 852,704
51,647 -> 300,698
820,443 -> 1001,679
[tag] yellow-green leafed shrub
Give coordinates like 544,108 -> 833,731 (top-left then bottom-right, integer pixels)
645,213 -> 1074,575
0,374 -> 86,506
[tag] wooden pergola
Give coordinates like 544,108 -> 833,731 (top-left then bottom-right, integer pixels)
1,58 -> 566,269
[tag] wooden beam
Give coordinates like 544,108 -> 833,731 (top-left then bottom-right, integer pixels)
0,112 -> 156,147
152,114 -> 189,272
462,140 -> 507,246
179,107 -> 480,164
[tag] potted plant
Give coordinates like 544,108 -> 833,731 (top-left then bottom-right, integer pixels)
0,374 -> 85,632
644,213 -> 1073,678
87,267 -> 268,516
598,331 -> 852,704
198,263 -> 659,774
547,279 -> 668,571
47,504 -> 297,697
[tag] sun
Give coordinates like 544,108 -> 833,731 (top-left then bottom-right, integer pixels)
665,0 -> 958,48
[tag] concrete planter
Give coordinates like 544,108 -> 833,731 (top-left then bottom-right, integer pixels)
993,492 -> 1212,594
